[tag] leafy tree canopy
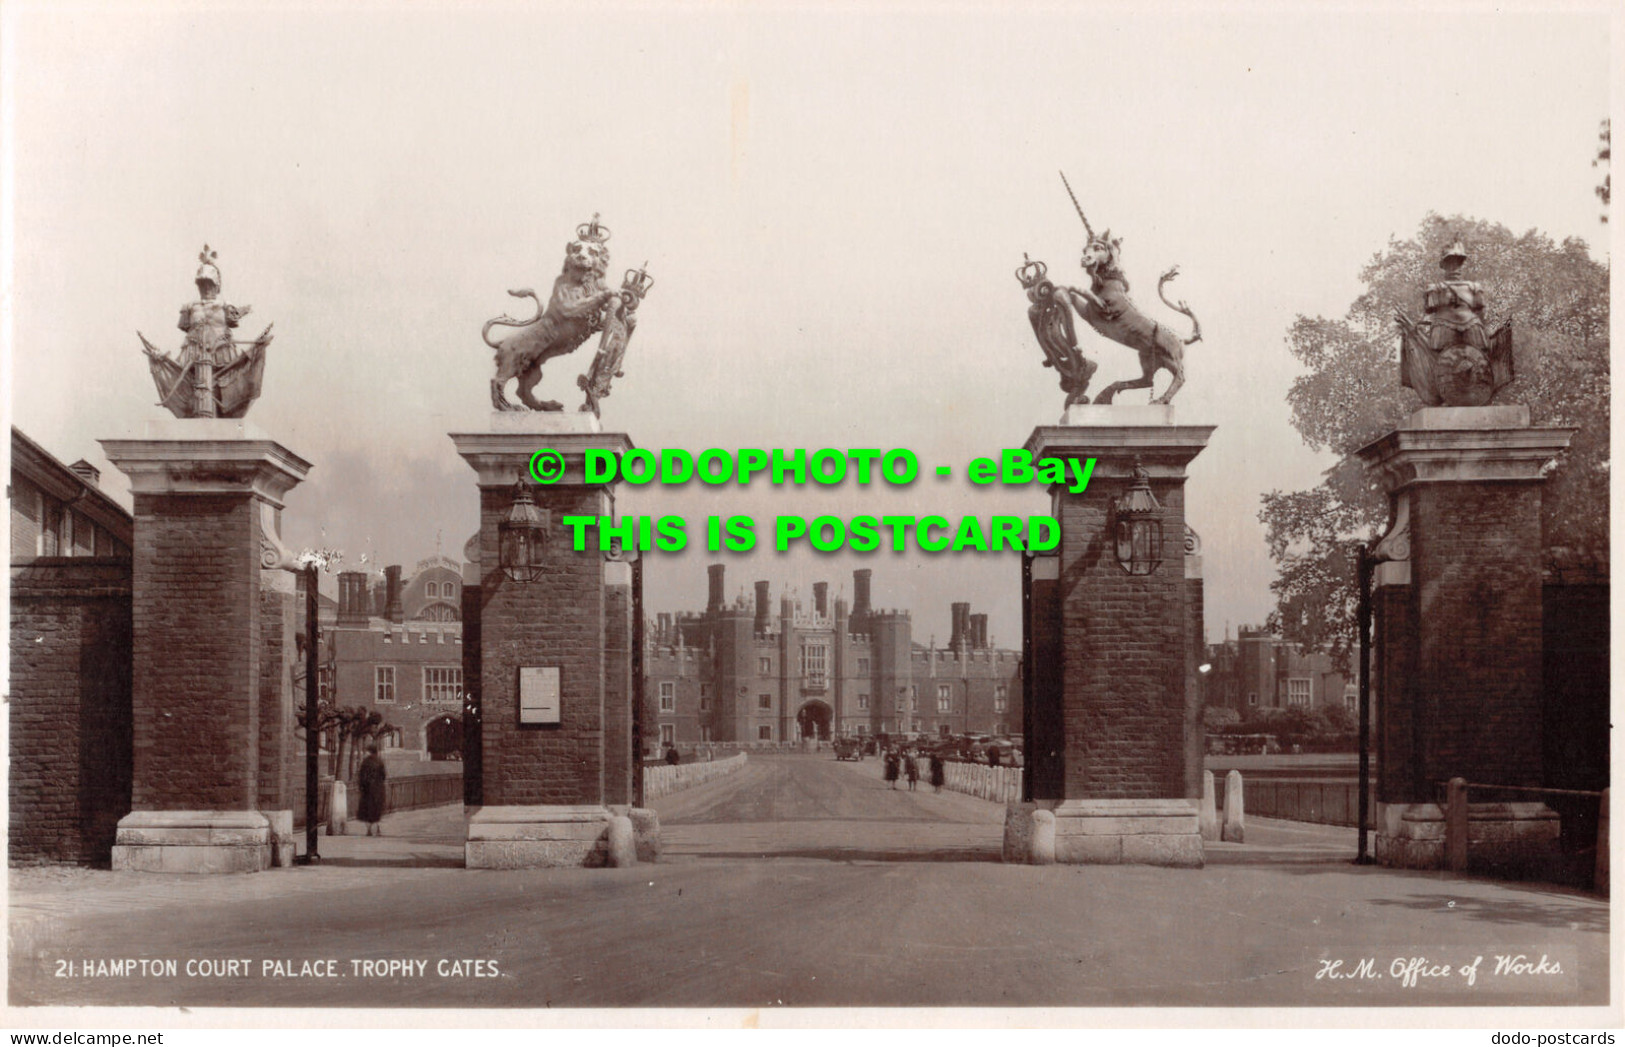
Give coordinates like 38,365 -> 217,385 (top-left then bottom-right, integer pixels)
1261,214 -> 1608,669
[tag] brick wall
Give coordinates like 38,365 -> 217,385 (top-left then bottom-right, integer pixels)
1026,567 -> 1065,800
462,582 -> 483,806
129,492 -> 261,810
1410,483 -> 1544,788
603,567 -> 634,805
1373,580 -> 1418,802
476,483 -> 607,807
1541,582 -> 1609,792
1183,576 -> 1205,798
257,583 -> 297,812
1375,482 -> 1558,802
9,559 -> 133,864
1056,472 -> 1189,799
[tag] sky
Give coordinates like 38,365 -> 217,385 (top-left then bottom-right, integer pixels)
3,3 -> 1611,648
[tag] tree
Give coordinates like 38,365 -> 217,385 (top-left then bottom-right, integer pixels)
1260,214 -> 1609,669
1595,118 -> 1610,223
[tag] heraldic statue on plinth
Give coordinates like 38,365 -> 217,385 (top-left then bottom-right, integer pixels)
1018,173 -> 1201,408
1395,240 -> 1514,407
483,214 -> 652,417
139,245 -> 273,419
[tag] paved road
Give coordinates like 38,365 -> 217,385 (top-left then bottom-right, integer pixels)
7,754 -> 1611,1010
656,752 -> 1005,862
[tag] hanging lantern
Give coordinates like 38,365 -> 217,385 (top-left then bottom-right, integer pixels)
1113,462 -> 1164,576
498,481 -> 550,583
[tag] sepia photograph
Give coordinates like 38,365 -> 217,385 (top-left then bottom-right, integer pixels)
1,0 -> 1616,1030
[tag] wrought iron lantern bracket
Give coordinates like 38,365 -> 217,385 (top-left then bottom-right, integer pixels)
1113,460 -> 1165,576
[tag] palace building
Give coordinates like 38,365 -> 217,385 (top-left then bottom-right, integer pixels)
9,427 -> 135,864
644,566 -> 1022,748
320,555 -> 469,760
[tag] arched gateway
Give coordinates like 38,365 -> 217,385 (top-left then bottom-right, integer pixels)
424,715 -> 461,761
796,700 -> 832,742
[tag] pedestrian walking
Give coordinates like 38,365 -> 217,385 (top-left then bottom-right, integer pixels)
905,750 -> 920,791
357,742 -> 387,837
665,743 -> 681,766
883,748 -> 900,789
929,751 -> 946,793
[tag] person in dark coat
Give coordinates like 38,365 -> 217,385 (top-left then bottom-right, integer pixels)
929,751 -> 946,793
883,748 -> 901,788
904,749 -> 920,791
665,744 -> 681,766
357,742 -> 387,837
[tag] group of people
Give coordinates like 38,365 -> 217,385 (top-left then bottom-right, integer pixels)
881,746 -> 948,793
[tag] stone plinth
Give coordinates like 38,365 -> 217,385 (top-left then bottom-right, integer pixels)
112,811 -> 272,873
1059,403 -> 1176,428
1003,798 -> 1201,866
451,419 -> 651,869
1015,406 -> 1213,867
1375,801 -> 1560,873
1052,799 -> 1203,866
101,421 -> 309,873
1357,406 -> 1573,871
464,805 -> 613,869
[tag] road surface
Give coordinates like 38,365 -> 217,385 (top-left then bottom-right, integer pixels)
7,753 -> 1610,1010
655,749 -> 1005,862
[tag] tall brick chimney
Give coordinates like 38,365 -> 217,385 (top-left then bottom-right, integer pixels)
813,581 -> 829,617
707,563 -> 725,614
384,565 -> 404,624
852,569 -> 872,619
971,613 -> 989,649
754,580 -> 771,634
337,571 -> 370,626
950,601 -> 971,650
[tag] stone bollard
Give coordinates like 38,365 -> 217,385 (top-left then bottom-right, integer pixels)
1199,770 -> 1220,842
629,808 -> 663,864
1445,777 -> 1470,873
606,815 -> 637,868
1222,770 -> 1244,843
1596,788 -> 1609,897
326,780 -> 348,837
266,810 -> 295,868
1031,809 -> 1057,865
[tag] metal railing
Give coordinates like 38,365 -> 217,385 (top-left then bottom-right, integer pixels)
1220,778 -> 1376,829
1434,777 -> 1608,892
313,772 -> 464,824
384,772 -> 465,813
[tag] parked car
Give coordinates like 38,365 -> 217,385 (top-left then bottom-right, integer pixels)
833,737 -> 864,761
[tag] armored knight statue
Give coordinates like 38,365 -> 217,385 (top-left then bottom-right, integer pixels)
1016,253 -> 1097,407
1395,241 -> 1514,407
1031,173 -> 1203,406
578,262 -> 653,417
139,245 -> 272,419
485,215 -> 632,412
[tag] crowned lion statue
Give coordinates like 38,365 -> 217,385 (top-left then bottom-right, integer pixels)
485,216 -> 622,411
